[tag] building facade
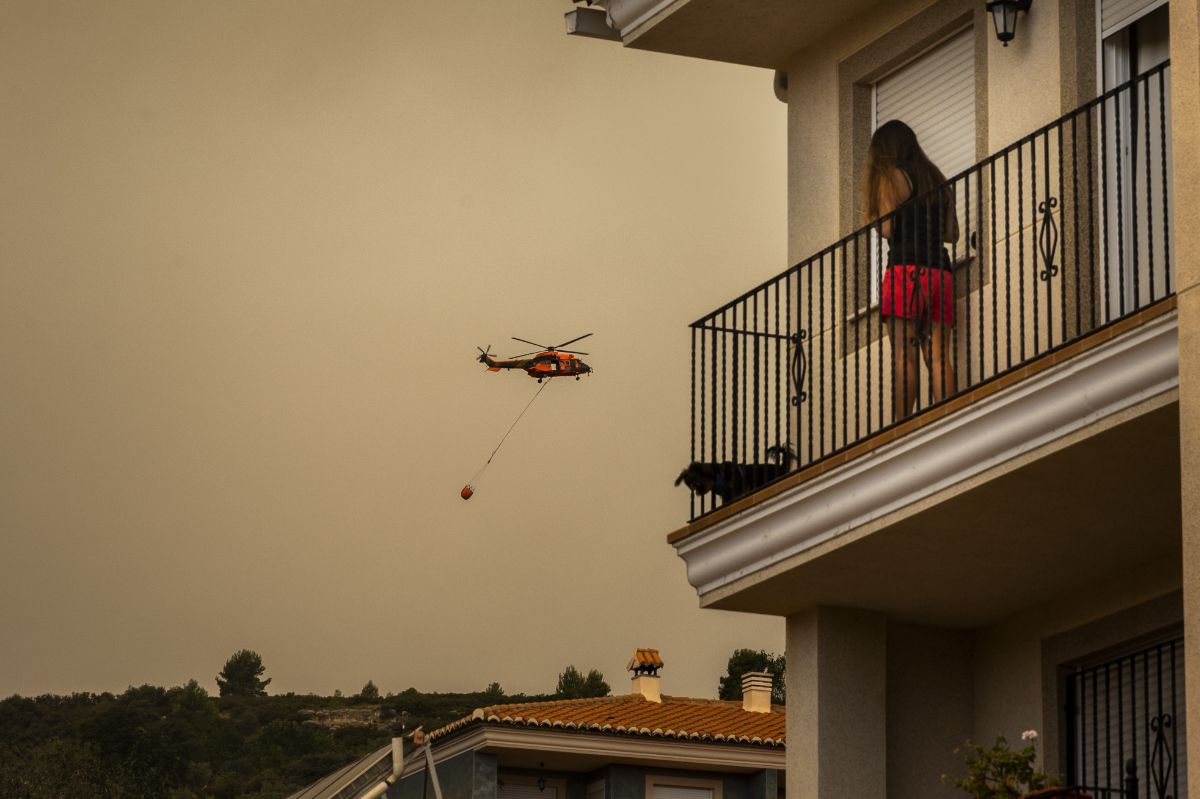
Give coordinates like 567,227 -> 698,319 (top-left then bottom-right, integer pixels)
565,2 -> 1200,798
290,653 -> 784,799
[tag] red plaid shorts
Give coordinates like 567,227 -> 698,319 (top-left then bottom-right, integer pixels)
880,264 -> 955,326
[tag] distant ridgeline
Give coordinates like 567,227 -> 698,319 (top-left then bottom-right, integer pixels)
0,683 -> 553,799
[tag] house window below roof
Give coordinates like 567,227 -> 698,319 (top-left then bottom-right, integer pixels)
500,781 -> 560,799
645,775 -> 722,799
652,787 -> 713,799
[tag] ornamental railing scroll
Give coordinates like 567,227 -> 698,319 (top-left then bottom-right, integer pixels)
1039,195 -> 1060,282
686,60 -> 1174,520
1150,713 -> 1175,799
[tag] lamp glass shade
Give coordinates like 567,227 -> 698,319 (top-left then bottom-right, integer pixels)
989,1 -> 1021,45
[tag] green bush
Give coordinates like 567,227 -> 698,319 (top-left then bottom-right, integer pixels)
949,732 -> 1057,799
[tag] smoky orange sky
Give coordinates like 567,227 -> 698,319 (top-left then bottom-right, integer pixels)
1,1 -> 787,699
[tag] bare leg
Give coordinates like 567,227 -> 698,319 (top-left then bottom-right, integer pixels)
886,317 -> 920,421
922,323 -> 958,402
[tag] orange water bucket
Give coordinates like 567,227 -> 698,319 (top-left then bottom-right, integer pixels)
460,484 -> 475,500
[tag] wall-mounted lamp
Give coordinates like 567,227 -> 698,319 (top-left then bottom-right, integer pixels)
986,0 -> 1032,47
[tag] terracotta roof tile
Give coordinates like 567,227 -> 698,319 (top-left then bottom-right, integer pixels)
626,648 -> 664,672
428,694 -> 784,747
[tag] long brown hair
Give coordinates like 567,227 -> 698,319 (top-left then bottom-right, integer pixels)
862,120 -> 948,221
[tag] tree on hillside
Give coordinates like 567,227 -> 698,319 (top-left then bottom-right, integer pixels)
358,680 -> 380,701
555,666 -> 610,699
718,649 -> 785,704
216,649 -> 271,697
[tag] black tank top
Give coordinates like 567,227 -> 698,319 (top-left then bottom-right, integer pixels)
887,168 -> 951,270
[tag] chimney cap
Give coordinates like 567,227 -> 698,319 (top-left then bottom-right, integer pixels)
741,671 -> 773,690
626,648 -> 664,676
741,672 -> 774,713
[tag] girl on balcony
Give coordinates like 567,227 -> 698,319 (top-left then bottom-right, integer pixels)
863,119 -> 960,420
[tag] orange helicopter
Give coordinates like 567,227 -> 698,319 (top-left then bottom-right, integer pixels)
477,333 -> 593,382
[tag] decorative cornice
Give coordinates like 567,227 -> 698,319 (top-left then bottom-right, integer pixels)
673,313 -> 1179,597
605,0 -> 680,37
400,725 -> 785,779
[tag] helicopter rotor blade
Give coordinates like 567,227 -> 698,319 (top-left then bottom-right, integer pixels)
552,333 -> 593,350
556,349 -> 588,355
511,336 -> 550,351
507,350 -> 539,359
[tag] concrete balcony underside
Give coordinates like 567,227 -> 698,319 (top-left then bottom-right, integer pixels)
621,0 -> 888,69
669,309 -> 1182,627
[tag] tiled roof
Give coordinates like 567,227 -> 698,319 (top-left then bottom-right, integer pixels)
429,694 -> 785,747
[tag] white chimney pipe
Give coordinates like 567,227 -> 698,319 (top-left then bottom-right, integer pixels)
358,737 -> 404,799
631,673 -> 662,702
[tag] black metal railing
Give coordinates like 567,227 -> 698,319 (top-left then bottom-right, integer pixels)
686,61 -> 1174,519
1065,637 -> 1187,799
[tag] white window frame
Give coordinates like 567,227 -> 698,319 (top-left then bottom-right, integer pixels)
1095,1 -> 1173,318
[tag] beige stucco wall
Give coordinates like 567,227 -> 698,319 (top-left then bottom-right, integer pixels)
784,560 -> 1180,799
972,555 -> 1182,776
1168,0 -> 1200,795
985,0 -> 1062,152
786,607 -> 888,799
782,0 -> 1067,265
785,49 -> 842,263
886,623 -> 973,799
772,0 -> 1200,795
783,0 -> 940,263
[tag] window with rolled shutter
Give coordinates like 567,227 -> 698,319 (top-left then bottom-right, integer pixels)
868,27 -> 976,299
874,27 -> 976,182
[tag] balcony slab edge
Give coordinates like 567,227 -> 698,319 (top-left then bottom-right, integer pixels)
672,313 -> 1180,599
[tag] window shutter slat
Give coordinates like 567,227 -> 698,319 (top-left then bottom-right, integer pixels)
1101,0 -> 1168,38
874,27 -> 976,178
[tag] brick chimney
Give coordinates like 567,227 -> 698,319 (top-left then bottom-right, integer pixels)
627,648 -> 663,703
741,672 -> 773,713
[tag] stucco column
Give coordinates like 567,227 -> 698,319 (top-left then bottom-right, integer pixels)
786,606 -> 887,799
1170,3 -> 1200,799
